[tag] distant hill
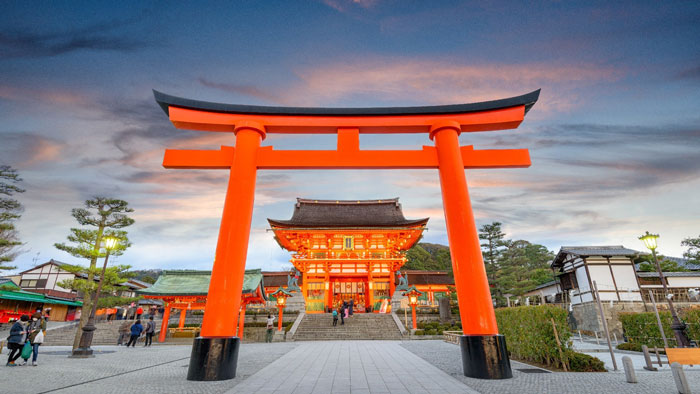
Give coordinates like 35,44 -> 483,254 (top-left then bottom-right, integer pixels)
404,242 -> 452,272
131,269 -> 162,284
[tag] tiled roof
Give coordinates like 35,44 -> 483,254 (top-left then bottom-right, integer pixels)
268,198 -> 428,228
552,245 -> 640,268
138,269 -> 265,297
637,271 -> 700,278
402,271 -> 454,286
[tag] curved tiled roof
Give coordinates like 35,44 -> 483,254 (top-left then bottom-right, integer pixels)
268,198 -> 428,228
138,269 -> 266,298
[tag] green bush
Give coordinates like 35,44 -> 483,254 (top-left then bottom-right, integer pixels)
566,351 -> 606,372
425,329 -> 438,335
616,342 -> 643,352
495,305 -> 573,370
619,312 -> 673,348
414,330 -> 424,336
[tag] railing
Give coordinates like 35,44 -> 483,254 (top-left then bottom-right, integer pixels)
641,287 -> 700,304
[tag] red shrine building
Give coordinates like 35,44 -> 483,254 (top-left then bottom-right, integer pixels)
268,198 -> 431,313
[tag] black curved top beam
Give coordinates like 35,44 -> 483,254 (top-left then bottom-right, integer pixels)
153,89 -> 540,117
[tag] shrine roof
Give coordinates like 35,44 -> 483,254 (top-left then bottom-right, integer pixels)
400,271 -> 455,286
268,198 -> 429,228
153,89 -> 540,117
138,269 -> 266,298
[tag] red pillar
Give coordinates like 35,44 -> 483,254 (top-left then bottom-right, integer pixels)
178,308 -> 187,329
159,305 -> 171,343
200,123 -> 264,338
277,306 -> 284,331
411,305 -> 417,330
432,122 -> 498,336
238,304 -> 246,339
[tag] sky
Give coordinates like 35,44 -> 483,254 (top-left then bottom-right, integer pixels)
1,1 -> 699,274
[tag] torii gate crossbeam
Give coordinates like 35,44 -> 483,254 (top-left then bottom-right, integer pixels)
154,89 -> 540,382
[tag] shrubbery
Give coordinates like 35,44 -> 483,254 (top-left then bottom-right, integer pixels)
616,342 -> 643,352
416,321 -> 461,334
566,351 -> 606,372
496,305 -> 605,372
619,309 -> 700,348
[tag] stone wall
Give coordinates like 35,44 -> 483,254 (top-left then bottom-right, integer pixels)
569,301 -> 647,336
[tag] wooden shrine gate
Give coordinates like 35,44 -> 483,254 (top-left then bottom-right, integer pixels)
154,89 -> 540,381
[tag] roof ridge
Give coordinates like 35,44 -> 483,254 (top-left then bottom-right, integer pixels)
296,198 -> 399,205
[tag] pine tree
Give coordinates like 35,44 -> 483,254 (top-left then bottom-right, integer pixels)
478,222 -> 507,285
0,165 -> 25,270
682,235 -> 700,264
54,197 -> 134,349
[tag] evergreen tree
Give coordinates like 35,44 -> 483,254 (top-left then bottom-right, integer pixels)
0,165 -> 25,270
682,235 -> 700,264
478,222 -> 507,285
54,197 -> 134,349
635,253 -> 688,272
494,240 -> 555,303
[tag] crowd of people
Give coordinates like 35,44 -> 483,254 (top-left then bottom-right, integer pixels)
333,299 -> 354,326
5,310 -> 48,367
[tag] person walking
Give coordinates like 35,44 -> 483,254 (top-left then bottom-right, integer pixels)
6,315 -> 29,366
136,306 -> 143,320
126,320 -> 143,347
339,305 -> 345,325
144,316 -> 156,347
349,299 -> 354,316
265,314 -> 275,343
27,312 -> 46,366
117,321 -> 130,345
332,309 -> 338,326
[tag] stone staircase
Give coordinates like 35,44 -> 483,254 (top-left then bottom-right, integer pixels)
292,313 -> 403,341
43,320 -> 162,346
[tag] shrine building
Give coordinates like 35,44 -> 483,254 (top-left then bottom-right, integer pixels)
268,198 -> 428,313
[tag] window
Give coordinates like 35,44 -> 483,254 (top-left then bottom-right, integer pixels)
20,280 -> 38,288
36,279 -> 48,288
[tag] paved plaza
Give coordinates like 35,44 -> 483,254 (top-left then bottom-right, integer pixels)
3,340 -> 700,393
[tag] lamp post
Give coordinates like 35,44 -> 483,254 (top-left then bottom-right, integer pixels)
639,231 -> 691,347
270,287 -> 292,331
403,286 -> 423,330
71,237 -> 119,357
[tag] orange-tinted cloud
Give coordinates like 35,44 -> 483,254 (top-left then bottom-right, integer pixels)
0,85 -> 89,106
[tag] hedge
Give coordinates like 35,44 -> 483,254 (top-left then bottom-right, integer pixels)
496,305 -> 605,372
619,309 -> 700,348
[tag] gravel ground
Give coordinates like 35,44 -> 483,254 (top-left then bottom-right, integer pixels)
400,340 -> 700,394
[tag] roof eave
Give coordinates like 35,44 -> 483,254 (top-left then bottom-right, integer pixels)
153,89 -> 541,117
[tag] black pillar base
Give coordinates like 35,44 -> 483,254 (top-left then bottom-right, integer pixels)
460,334 -> 512,379
187,336 -> 240,381
69,348 -> 95,358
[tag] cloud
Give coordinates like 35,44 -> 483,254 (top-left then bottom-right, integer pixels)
198,78 -> 283,104
0,18 -> 149,59
198,58 -> 621,116
0,85 -> 89,106
677,65 -> 700,81
0,132 -> 66,168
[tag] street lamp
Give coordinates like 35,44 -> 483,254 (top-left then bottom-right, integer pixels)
270,287 -> 292,332
71,237 -> 119,357
402,286 -> 423,330
639,231 -> 691,347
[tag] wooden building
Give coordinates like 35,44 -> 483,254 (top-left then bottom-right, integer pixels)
268,198 -> 428,313
551,246 -> 642,304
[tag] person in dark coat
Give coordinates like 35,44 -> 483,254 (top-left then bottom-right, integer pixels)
339,304 -> 345,325
349,299 -> 354,316
126,320 -> 143,347
143,316 -> 156,347
6,315 -> 29,366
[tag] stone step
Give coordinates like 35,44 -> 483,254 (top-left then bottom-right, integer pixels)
293,313 -> 402,341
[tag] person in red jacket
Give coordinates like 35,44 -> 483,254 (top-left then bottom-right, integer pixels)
136,306 -> 143,319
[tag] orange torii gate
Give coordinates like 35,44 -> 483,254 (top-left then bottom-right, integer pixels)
154,89 -> 539,381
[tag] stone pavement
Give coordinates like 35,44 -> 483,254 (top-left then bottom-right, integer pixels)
4,340 -> 700,393
230,341 -> 476,394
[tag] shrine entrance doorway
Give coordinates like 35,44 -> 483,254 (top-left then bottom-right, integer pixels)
331,278 -> 367,312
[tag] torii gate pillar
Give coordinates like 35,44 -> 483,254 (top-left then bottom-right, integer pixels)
432,122 -> 510,379
154,88 -> 540,382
